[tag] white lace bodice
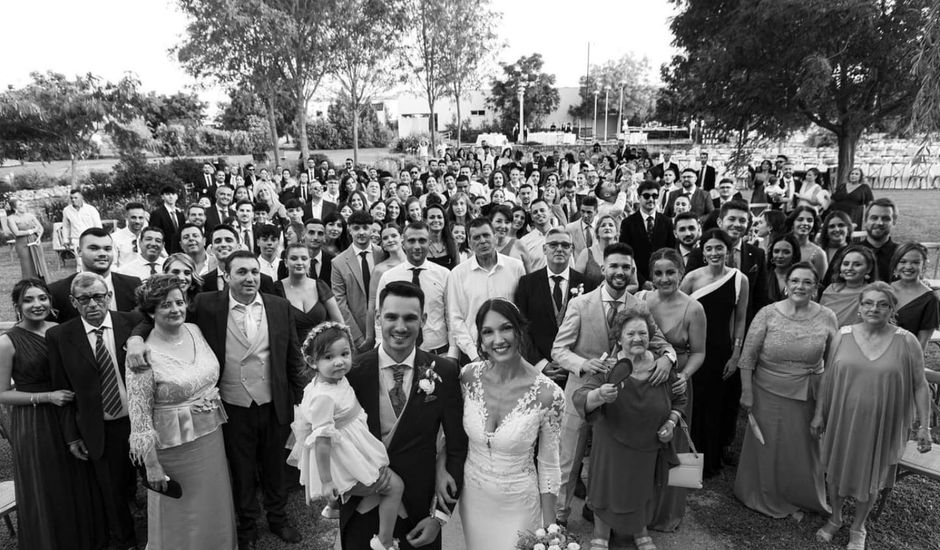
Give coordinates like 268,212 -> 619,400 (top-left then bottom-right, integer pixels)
460,361 -> 565,495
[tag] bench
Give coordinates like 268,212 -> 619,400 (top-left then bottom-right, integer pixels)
872,441 -> 940,521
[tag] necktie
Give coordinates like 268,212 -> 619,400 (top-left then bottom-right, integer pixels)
585,225 -> 593,248
410,267 -> 423,286
243,230 -> 251,251
360,251 -> 371,299
606,300 -> 621,335
148,262 -> 157,275
389,364 -> 408,417
237,303 -> 257,340
132,239 -> 138,254
551,275 -> 564,311
301,186 -> 307,201
646,215 -> 655,241
94,328 -> 123,417
310,258 -> 319,278
170,210 -> 179,231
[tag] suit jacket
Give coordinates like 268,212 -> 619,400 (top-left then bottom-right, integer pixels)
331,245 -> 382,348
49,272 -> 141,323
697,164 -> 717,191
276,249 -> 334,283
650,161 -> 680,182
201,269 -> 276,294
204,205 -> 233,235
186,291 -> 307,424
685,242 -> 768,323
564,220 -> 592,259
195,174 -> 218,203
340,349 -> 467,539
48,311 -> 144,459
664,188 -> 715,219
301,199 -> 338,222
619,212 -> 677,283
558,196 -> 582,224
515,268 -> 587,372
552,286 -> 675,403
149,205 -> 186,254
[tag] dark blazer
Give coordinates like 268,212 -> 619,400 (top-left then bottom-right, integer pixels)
664,188 -> 715,219
49,272 -> 141,323
186,291 -> 308,424
650,161 -> 680,182
201,269 -> 277,294
149,205 -> 186,254
301,199 -> 338,222
48,311 -> 143,459
686,242 -> 768,323
515,268 -> 587,373
697,164 -> 717,191
340,349 -> 467,543
619,212 -> 677,283
195,174 -> 218,203
275,249 -> 334,283
204,205 -> 233,235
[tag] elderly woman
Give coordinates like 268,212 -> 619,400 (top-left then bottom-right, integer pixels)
812,282 -> 932,550
820,244 -> 878,326
735,262 -> 837,519
127,275 -> 236,549
574,304 -> 687,550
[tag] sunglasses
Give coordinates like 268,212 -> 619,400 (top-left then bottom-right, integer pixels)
641,193 -> 659,199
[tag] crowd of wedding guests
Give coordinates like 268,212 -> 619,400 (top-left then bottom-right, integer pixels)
0,142 -> 936,550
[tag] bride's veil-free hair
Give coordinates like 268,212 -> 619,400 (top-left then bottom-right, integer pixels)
474,298 -> 532,362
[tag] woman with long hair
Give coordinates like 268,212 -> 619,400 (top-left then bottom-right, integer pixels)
574,215 -> 635,291
818,210 -> 853,265
162,252 -> 204,301
384,198 -> 404,226
829,167 -> 874,229
404,196 -> 424,225
365,224 -> 408,337
819,244 -> 878,326
339,174 -> 361,205
752,210 -> 787,254
489,205 -> 529,266
511,205 -> 529,239
750,160 -> 774,201
347,190 -> 369,214
489,170 -> 517,204
255,182 -> 288,226
786,206 -> 828,279
275,243 -> 343,341
322,211 -> 350,256
794,167 -> 831,213
765,234 -> 802,303
368,200 -> 387,225
889,242 -> 940,352
6,199 -> 49,280
425,203 -> 458,270
446,192 -> 472,228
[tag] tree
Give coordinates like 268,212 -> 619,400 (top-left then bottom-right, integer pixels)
403,0 -> 453,154
661,0 -> 930,180
439,0 -> 501,147
488,54 -> 560,138
910,3 -> 940,136
216,87 -> 294,136
331,0 -> 408,164
568,54 -> 657,134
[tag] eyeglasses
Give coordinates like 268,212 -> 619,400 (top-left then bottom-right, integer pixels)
72,293 -> 109,305
786,279 -> 817,288
859,300 -> 892,311
641,193 -> 659,199
546,241 -> 573,250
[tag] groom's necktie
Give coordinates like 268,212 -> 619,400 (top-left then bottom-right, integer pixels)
389,364 -> 408,417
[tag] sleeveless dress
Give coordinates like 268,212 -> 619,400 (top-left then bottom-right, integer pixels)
690,269 -> 742,477
895,291 -> 940,338
819,326 -> 922,500
274,279 -> 334,341
459,363 -> 565,550
288,376 -> 389,501
127,324 -> 236,550
6,326 -> 106,550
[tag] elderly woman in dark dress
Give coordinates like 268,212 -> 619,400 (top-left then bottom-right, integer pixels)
574,304 -> 687,550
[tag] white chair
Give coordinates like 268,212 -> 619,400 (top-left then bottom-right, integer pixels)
0,480 -> 15,537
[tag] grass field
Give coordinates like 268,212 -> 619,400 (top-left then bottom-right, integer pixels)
0,189 -> 935,549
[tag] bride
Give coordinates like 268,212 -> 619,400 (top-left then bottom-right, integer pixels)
439,298 -> 565,549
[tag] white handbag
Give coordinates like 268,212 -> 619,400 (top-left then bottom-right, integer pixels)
667,417 -> 703,490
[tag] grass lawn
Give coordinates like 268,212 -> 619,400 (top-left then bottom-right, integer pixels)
0,189 -> 935,549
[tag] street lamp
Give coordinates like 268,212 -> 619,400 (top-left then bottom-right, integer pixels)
592,89 -> 600,139
517,84 -> 525,143
617,80 -> 626,137
604,85 -> 611,142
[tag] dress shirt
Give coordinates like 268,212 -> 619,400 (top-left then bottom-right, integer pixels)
81,313 -> 128,419
62,203 -> 102,247
446,253 -> 526,359
214,206 -> 231,224
729,241 -> 743,270
308,199 -> 324,219
679,245 -> 695,268
324,190 -> 340,204
229,292 -> 264,340
547,267 -> 570,302
352,244 -> 374,279
375,260 -> 452,353
117,255 -> 166,280
238,225 -> 255,252
600,285 -> 628,318
111,227 -> 139,268
519,228 -> 549,272
101,272 -> 118,312
257,255 -> 281,280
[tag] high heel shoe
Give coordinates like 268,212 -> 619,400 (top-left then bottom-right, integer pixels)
815,519 -> 842,543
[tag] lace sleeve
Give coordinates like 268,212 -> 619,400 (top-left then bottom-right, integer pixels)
127,367 -> 158,464
738,306 -> 769,371
536,378 -> 566,495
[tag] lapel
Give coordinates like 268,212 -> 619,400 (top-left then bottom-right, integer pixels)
111,313 -> 130,376
344,248 -> 367,294
70,319 -> 100,377
353,351 -> 382,439
212,292 -> 230,364
537,269 -> 562,320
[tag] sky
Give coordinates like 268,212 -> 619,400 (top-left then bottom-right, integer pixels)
2,0 -> 679,108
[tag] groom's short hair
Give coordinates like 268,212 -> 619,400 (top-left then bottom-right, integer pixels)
379,281 -> 425,311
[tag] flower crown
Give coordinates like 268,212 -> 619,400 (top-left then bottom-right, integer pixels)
301,321 -> 355,360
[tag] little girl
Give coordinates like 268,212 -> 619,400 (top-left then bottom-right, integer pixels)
288,322 -> 404,550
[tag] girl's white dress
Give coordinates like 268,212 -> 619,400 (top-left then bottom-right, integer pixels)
288,377 -> 389,501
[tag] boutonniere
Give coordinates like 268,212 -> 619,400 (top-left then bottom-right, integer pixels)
569,283 -> 585,299
416,361 -> 442,402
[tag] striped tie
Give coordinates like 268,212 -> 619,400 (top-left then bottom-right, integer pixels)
94,327 -> 123,417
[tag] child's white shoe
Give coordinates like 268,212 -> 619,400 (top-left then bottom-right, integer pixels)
320,502 -> 339,520
369,535 -> 399,550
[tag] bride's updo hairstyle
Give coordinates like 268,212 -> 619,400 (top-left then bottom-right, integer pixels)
474,298 -> 530,361
135,274 -> 185,318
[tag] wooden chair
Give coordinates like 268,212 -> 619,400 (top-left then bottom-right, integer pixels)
51,222 -> 75,271
923,242 -> 940,290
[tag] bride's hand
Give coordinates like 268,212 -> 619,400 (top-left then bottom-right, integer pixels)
436,469 -> 458,506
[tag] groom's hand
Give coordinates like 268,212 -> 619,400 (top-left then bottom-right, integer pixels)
406,517 -> 441,547
348,466 -> 391,497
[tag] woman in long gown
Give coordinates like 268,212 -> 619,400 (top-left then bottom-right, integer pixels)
574,304 -> 688,550
275,243 -> 343,342
639,248 -> 706,531
679,229 -> 749,478
828,167 -> 874,230
812,282 -> 932,550
0,279 -> 106,550
6,200 -> 48,280
456,299 -> 565,550
128,275 -> 237,549
820,245 -> 877,326
735,263 -> 836,519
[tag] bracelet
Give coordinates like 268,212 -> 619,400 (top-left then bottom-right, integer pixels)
733,338 -> 743,348
30,394 -> 36,407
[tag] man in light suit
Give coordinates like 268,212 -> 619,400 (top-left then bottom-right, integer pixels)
332,211 -> 382,352
564,195 -> 598,259
514,228 -> 586,390
552,242 -> 677,525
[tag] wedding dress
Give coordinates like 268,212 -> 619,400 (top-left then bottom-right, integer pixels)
458,362 -> 565,550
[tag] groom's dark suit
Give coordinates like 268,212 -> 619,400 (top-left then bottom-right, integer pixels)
341,349 -> 468,550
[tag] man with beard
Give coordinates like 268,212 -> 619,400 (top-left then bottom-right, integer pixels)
519,198 -> 557,272
860,198 -> 899,282
673,212 -> 702,269
552,243 -> 676,525
116,226 -> 166,280
664,169 -> 715,219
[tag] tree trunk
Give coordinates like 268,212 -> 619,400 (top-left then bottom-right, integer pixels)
352,107 -> 360,166
70,153 -> 78,188
428,95 -> 437,156
297,85 -> 309,166
454,87 -> 462,148
836,126 -> 861,183
265,93 -> 281,165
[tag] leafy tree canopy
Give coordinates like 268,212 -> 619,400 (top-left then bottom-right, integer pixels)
488,53 -> 560,136
568,54 -> 657,126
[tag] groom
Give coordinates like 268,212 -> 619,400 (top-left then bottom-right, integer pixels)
342,281 -> 468,550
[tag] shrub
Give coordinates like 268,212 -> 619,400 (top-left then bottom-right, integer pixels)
389,134 -> 429,154
11,171 -> 68,191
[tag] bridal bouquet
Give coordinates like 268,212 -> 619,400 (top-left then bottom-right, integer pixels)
516,523 -> 580,550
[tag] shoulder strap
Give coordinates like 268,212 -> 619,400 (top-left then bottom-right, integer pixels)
677,416 -> 699,456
